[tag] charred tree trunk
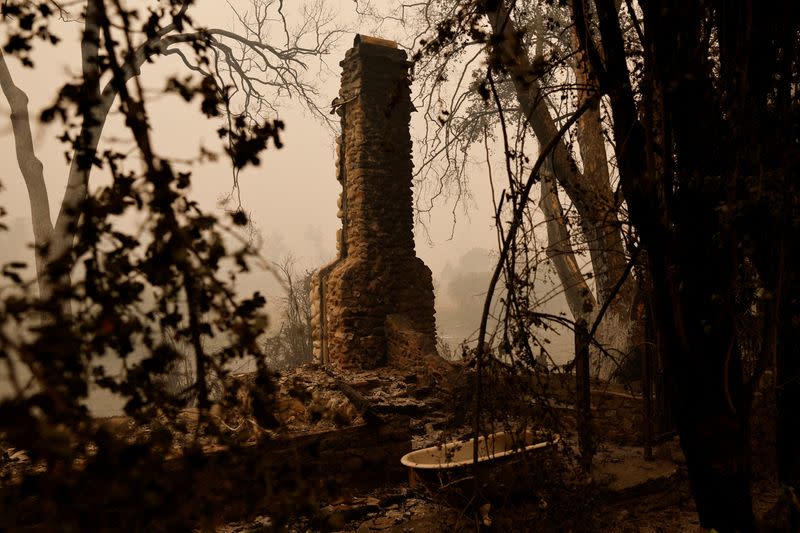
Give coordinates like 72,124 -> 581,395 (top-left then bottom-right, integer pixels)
648,253 -> 754,531
776,241 -> 800,528
566,1 -> 784,529
574,319 -> 594,470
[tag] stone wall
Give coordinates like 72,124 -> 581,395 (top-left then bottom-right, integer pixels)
311,35 -> 437,370
529,373 -> 647,446
1,415 -> 411,527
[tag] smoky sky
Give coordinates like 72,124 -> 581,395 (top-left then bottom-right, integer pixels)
0,0 -> 500,291
0,2 -> 574,416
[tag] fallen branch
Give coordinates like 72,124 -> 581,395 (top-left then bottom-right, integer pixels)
322,368 -> 384,425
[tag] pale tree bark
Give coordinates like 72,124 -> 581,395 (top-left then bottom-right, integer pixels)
486,3 -> 638,378
569,26 -> 640,378
0,2 -> 112,297
0,50 -> 56,297
539,168 -> 596,321
51,0 -> 105,264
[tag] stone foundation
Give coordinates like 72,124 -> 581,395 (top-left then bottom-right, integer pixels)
527,373 -> 648,446
311,36 -> 437,370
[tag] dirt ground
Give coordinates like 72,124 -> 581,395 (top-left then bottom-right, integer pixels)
1,364 -> 781,532
215,430 -> 782,533
220,471 -> 780,533
220,478 -> 695,532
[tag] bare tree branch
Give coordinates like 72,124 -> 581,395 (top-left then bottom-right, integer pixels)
37,0 -> 341,269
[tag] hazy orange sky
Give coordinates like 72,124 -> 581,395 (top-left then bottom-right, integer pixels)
0,2 -> 574,413
0,0 -> 501,295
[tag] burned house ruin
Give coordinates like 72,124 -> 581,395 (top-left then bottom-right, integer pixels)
310,35 -> 437,370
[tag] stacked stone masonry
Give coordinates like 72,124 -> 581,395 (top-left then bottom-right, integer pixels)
311,35 -> 437,369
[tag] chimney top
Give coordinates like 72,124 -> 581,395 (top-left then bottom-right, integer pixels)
354,34 -> 398,48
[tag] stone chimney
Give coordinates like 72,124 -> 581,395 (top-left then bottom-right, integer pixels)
310,35 -> 437,370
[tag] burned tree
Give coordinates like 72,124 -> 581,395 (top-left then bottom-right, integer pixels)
566,1 -> 800,530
